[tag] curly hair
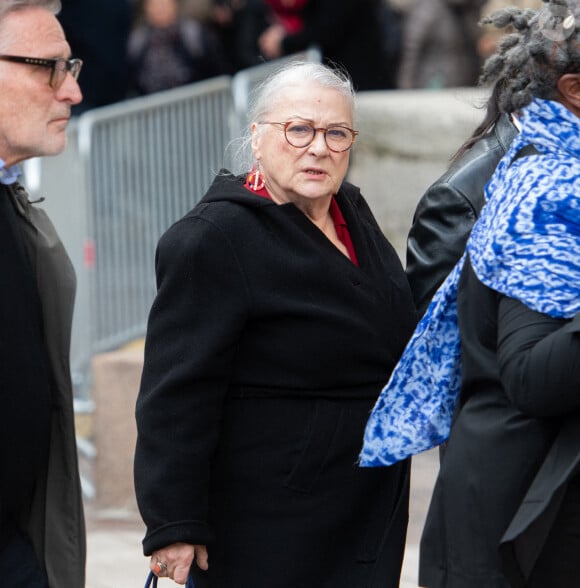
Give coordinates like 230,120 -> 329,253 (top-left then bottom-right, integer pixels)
479,0 -> 579,112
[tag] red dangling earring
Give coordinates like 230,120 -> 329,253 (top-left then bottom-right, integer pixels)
247,166 -> 265,191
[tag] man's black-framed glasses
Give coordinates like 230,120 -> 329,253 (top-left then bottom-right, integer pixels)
261,120 -> 358,152
0,55 -> 83,89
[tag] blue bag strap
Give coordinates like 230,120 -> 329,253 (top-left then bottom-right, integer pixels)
144,570 -> 196,587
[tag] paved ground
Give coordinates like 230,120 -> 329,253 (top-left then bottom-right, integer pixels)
85,449 -> 440,588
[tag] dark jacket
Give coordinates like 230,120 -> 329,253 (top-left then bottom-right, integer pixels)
134,172 -> 417,587
234,0 -> 398,88
500,373 -> 580,586
406,113 -> 518,316
419,259 -> 580,588
1,183 -> 85,588
58,0 -> 131,113
283,0 -> 395,90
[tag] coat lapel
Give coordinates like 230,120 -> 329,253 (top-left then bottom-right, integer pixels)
500,413 -> 580,586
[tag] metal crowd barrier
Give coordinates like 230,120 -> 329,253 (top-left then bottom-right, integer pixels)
30,76 -> 233,399
79,77 -> 234,353
25,52 -> 320,400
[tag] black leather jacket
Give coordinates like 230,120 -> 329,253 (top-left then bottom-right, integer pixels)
406,113 -> 518,316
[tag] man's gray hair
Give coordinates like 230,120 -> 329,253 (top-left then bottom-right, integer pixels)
0,0 -> 61,22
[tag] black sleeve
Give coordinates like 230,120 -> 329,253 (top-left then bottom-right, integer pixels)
233,0 -> 270,69
281,0 -> 357,55
497,296 -> 580,418
405,180 -> 478,316
134,214 -> 249,555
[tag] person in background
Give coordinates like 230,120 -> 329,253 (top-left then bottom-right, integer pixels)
207,0 -> 248,73
249,0 -> 311,70
128,0 -> 229,96
59,0 -> 131,114
181,0 -> 214,20
262,0 -> 310,35
211,0 -> 274,71
398,0 -> 487,89
0,1 -> 85,586
382,0 -> 405,82
255,0 -> 400,90
134,61 -> 417,588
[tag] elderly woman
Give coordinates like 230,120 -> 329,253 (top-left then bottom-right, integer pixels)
134,61 -> 417,587
362,2 -> 580,587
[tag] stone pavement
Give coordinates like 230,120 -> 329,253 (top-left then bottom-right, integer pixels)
85,449 -> 439,588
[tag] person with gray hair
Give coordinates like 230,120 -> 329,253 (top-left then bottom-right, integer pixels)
0,1 -> 85,586
134,60 -> 417,587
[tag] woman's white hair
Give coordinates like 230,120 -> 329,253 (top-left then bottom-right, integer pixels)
229,61 -> 356,173
0,0 -> 61,22
248,60 -> 356,124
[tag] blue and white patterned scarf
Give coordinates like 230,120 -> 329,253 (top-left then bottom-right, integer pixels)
360,98 -> 580,467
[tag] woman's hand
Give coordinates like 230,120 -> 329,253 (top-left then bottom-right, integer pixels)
151,542 -> 209,585
258,24 -> 285,59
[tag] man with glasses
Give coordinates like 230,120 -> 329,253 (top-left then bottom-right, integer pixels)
0,1 -> 85,587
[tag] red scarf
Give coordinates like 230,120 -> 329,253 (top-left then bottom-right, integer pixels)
265,0 -> 309,33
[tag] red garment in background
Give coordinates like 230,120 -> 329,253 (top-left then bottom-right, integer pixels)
265,0 -> 309,33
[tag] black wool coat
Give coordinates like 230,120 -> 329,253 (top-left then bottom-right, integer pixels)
0,183 -> 85,588
134,172 -> 417,588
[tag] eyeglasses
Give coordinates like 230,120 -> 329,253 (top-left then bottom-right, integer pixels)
0,55 -> 83,89
261,120 -> 358,152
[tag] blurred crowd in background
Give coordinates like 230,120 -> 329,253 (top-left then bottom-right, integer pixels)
58,0 -> 543,115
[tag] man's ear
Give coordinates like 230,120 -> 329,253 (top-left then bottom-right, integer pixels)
557,73 -> 580,116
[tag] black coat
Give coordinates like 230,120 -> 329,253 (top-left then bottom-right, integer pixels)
232,0 -> 399,88
280,0 -> 396,90
0,184 -> 85,587
58,0 -> 131,112
419,259 -> 580,588
500,384 -> 580,586
406,114 -> 518,316
134,173 -> 417,588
